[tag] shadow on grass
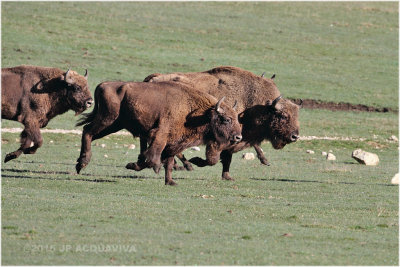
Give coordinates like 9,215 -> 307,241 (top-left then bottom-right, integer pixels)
2,167 -> 191,182
1,174 -> 117,183
250,177 -> 395,187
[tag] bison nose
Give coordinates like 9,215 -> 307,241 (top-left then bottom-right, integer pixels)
85,98 -> 93,108
290,133 -> 299,142
234,134 -> 242,143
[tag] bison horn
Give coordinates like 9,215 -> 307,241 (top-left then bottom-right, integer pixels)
64,69 -> 74,84
232,100 -> 238,111
299,99 -> 303,108
271,95 -> 283,108
216,96 -> 226,113
261,72 -> 265,78
84,69 -> 88,80
271,74 -> 276,79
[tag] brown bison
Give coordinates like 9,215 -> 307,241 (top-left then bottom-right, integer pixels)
2,65 -> 92,163
144,66 -> 301,180
75,81 -> 242,185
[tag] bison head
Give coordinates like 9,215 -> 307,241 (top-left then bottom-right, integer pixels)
62,69 -> 93,115
209,97 -> 242,145
264,95 -> 300,149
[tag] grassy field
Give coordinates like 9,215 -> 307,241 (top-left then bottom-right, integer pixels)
1,2 -> 399,265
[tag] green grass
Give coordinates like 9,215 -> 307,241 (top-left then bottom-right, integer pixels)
1,132 -> 398,265
1,2 -> 399,265
1,2 -> 398,109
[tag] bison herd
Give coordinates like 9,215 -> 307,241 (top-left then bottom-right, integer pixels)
2,65 -> 301,185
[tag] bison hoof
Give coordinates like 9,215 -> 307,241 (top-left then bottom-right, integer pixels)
222,174 -> 235,181
173,165 -> 185,171
153,164 -> 162,174
260,159 -> 271,166
126,162 -> 142,171
4,152 -> 19,163
165,180 -> 177,186
184,163 -> 194,171
76,163 -> 86,174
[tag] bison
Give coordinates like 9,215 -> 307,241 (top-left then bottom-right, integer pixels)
75,81 -> 242,185
1,65 -> 93,163
144,66 -> 301,180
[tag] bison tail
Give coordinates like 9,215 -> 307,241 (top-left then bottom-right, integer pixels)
76,87 -> 100,127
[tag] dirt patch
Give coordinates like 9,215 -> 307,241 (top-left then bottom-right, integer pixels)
289,98 -> 397,113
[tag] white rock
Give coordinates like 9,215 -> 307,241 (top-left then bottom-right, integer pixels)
322,151 -> 327,156
191,146 -> 201,151
352,149 -> 379,166
128,144 -> 136,150
101,144 -> 106,148
391,173 -> 399,185
388,135 -> 398,142
242,152 -> 255,160
326,153 -> 336,161
329,150 -> 333,153
104,154 -> 108,158
306,150 -> 315,154
49,140 -> 54,144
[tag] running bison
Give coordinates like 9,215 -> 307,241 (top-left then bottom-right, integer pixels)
75,81 -> 242,185
144,66 -> 301,180
1,65 -> 92,163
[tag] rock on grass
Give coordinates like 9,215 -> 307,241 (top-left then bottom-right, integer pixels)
352,149 -> 379,166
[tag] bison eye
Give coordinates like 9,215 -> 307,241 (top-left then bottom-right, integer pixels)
220,117 -> 231,125
67,84 -> 80,91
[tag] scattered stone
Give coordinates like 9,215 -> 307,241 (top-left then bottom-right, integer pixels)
306,150 -> 315,154
352,149 -> 379,166
242,152 -> 255,160
391,173 -> 399,185
191,146 -> 201,151
200,195 -> 214,199
49,140 -> 54,144
329,150 -> 333,153
388,135 -> 398,142
282,233 -> 293,237
104,154 -> 108,158
326,153 -> 336,161
101,144 -> 106,148
128,144 -> 136,150
322,151 -> 327,156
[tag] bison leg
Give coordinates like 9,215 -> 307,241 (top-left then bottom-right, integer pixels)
176,153 -> 194,171
253,144 -> 270,166
164,156 -> 177,186
172,158 -> 185,171
189,143 -> 220,167
4,124 -> 42,163
220,150 -> 234,180
76,120 -> 122,174
126,129 -> 166,173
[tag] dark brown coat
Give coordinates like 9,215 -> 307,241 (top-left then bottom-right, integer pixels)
2,65 -> 92,162
144,66 -> 301,180
75,81 -> 242,185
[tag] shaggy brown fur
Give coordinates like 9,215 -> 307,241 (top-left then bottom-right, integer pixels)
2,65 -> 92,163
75,81 -> 242,185
144,66 -> 301,180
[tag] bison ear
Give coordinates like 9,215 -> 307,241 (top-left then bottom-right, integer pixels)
261,72 -> 265,78
84,69 -> 88,80
215,96 -> 226,114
